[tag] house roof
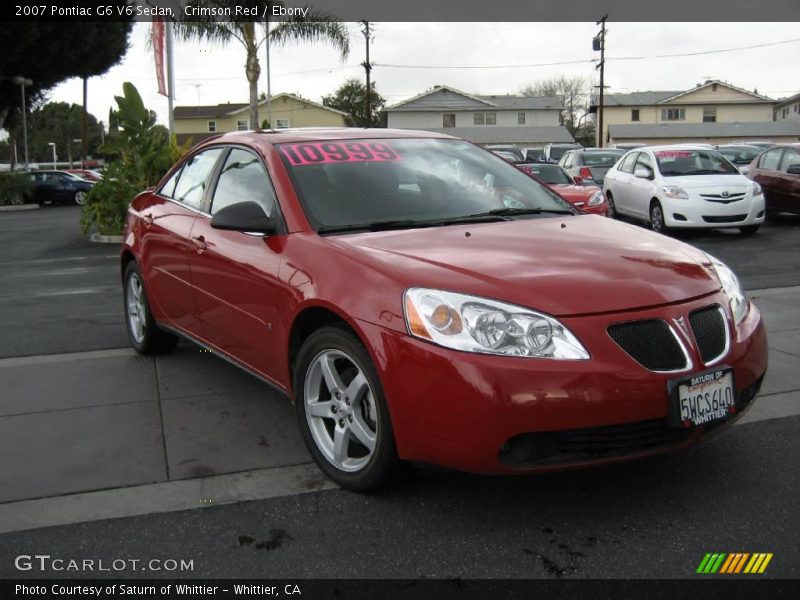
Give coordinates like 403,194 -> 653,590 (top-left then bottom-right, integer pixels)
386,85 -> 563,112
417,125 -> 574,144
174,93 -> 349,120
609,121 -> 800,140
592,80 -> 775,109
775,91 -> 800,108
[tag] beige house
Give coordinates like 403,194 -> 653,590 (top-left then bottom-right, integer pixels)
775,91 -> 800,123
173,93 -> 351,146
590,80 -> 800,145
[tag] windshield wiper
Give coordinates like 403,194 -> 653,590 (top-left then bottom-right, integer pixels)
481,207 -> 575,217
318,214 -> 510,234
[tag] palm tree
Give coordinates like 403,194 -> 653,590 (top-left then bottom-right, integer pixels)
175,1 -> 349,129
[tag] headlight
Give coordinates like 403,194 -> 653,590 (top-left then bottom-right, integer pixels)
705,253 -> 747,324
404,288 -> 589,359
752,181 -> 762,197
588,190 -> 604,206
661,186 -> 688,199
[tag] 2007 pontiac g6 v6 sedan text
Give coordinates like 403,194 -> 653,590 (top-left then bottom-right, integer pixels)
121,129 -> 768,490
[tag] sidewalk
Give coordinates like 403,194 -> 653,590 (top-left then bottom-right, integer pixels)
0,287 -> 798,531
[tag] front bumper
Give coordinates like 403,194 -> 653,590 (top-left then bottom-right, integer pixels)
357,292 -> 768,474
662,192 -> 765,229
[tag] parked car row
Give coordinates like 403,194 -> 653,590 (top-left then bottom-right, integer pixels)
25,170 -> 96,206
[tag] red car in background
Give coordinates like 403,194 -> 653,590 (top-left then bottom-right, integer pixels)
121,129 -> 767,490
516,162 -> 609,216
745,143 -> 800,214
66,169 -> 103,182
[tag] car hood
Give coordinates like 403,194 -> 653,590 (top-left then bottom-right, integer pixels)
328,216 -> 720,317
662,174 -> 750,190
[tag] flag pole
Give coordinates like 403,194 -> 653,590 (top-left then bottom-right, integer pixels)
165,20 -> 176,136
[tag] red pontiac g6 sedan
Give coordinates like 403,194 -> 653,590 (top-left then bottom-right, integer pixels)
121,129 -> 768,490
516,162 -> 609,216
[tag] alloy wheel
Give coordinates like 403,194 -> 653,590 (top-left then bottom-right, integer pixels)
650,202 -> 665,233
304,349 -> 378,473
126,273 -> 146,344
74,190 -> 87,206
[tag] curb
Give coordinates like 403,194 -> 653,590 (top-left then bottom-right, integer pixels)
90,233 -> 124,244
0,204 -> 39,212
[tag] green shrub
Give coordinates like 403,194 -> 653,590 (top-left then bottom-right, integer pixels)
81,82 -> 189,235
0,171 -> 32,206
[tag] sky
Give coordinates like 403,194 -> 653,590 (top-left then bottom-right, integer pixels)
42,21 -> 800,128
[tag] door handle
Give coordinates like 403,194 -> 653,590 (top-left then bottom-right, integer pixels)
191,235 -> 208,252
142,213 -> 154,226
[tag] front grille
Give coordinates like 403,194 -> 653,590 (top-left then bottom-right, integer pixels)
702,214 -> 747,223
701,193 -> 746,203
499,377 -> 764,467
608,319 -> 686,371
689,305 -> 727,364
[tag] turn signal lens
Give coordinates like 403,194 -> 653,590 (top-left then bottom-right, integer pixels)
404,295 -> 431,339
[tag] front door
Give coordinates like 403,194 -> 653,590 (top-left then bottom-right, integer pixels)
188,147 -> 286,384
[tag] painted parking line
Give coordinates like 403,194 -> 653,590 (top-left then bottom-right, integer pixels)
0,347 -> 136,368
0,463 -> 337,534
4,255 -> 119,266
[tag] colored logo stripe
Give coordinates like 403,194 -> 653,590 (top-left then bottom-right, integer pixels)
697,553 -> 772,574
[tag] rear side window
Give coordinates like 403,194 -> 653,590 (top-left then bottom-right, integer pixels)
779,149 -> 800,172
759,148 -> 783,171
619,152 -> 638,173
172,148 -> 223,210
210,148 -> 278,217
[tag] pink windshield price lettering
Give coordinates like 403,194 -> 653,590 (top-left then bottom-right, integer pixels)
655,151 -> 693,158
279,142 -> 401,166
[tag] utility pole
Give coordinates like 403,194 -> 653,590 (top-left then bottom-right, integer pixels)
12,76 -> 32,171
361,21 -> 372,128
165,20 -> 176,136
265,15 -> 272,128
81,76 -> 88,168
594,15 -> 607,148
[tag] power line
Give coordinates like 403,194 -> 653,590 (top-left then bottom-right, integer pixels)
373,37 -> 800,70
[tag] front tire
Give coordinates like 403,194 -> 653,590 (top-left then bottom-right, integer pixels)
605,191 -> 616,219
123,261 -> 178,355
294,325 -> 402,491
74,190 -> 87,206
650,200 -> 669,234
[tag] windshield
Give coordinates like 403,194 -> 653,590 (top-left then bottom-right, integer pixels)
549,146 -> 578,160
582,151 -> 623,166
517,164 -> 572,184
279,138 -> 574,231
717,147 -> 760,163
654,149 -> 738,176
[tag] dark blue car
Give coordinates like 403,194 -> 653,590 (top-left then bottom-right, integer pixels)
26,170 -> 94,206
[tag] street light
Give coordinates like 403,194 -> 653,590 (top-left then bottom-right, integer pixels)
12,76 -> 33,171
47,142 -> 57,170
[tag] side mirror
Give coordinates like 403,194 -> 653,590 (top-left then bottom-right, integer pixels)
787,165 -> 800,175
573,175 -> 583,184
634,166 -> 653,180
210,201 -> 277,234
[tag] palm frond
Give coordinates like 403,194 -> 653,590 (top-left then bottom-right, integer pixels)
268,10 -> 350,61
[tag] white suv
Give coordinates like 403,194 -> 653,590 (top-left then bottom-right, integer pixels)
603,145 -> 765,235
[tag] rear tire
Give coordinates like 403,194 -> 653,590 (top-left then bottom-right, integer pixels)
74,190 -> 87,206
294,325 -> 403,491
123,261 -> 178,355
739,225 -> 760,235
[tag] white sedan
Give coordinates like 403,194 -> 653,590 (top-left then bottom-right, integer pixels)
603,145 -> 765,235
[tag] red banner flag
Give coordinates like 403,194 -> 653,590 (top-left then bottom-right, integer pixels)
152,19 -> 167,97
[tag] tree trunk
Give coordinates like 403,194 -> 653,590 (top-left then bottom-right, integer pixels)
82,76 -> 88,169
244,25 -> 261,129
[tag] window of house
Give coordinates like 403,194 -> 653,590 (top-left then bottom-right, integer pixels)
485,112 -> 496,125
518,112 -> 526,125
473,113 -> 485,125
443,113 -> 456,128
207,120 -> 216,132
703,107 -> 717,123
661,108 -> 685,121
782,108 -> 789,119
236,120 -> 248,131
275,119 -> 290,129
631,109 -> 640,122
210,148 -> 278,217
172,148 -> 223,210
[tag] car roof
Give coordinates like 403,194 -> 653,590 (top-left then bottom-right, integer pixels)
199,128 -> 456,147
638,144 -> 718,152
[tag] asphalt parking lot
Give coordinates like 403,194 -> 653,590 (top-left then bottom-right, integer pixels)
0,205 -> 799,578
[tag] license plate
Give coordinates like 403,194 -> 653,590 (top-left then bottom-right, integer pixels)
674,368 -> 735,427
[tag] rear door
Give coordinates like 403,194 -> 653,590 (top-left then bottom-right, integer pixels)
188,146 -> 286,384
140,147 -> 224,335
752,148 -> 785,210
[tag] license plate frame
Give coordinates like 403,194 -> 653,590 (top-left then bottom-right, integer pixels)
667,366 -> 736,428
